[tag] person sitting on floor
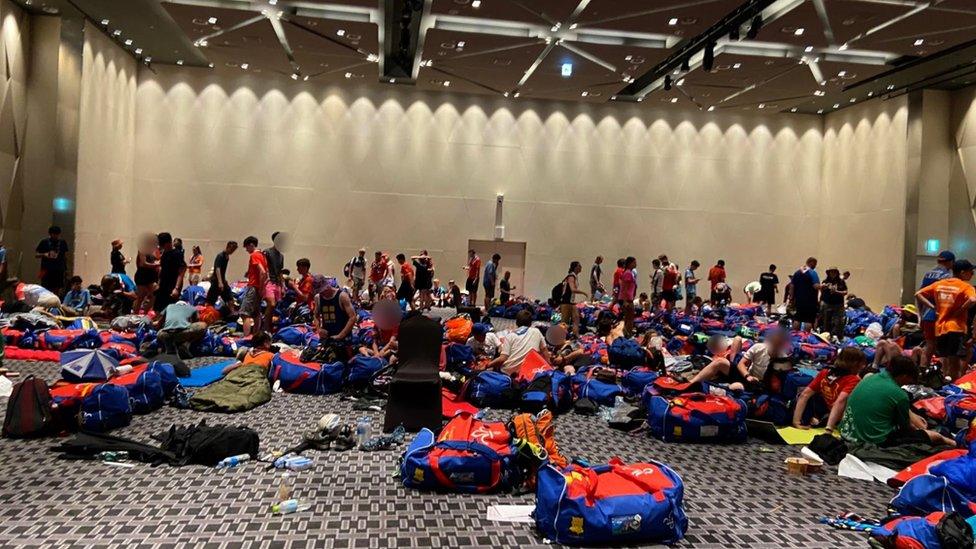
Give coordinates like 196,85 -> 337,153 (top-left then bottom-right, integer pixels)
793,347 -> 865,432
839,355 -> 954,447
486,309 -> 549,375
2,280 -> 64,314
90,275 -> 136,320
544,323 -> 589,376
222,332 -> 274,374
686,334 -> 747,388
360,298 -> 399,363
467,322 -> 501,360
154,300 -> 207,358
62,276 -> 92,316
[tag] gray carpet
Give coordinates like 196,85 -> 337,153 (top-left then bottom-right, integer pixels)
0,338 -> 894,547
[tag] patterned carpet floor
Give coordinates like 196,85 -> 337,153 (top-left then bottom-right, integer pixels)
0,326 -> 895,548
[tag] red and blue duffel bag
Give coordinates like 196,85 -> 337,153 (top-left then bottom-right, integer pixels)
463,370 -> 518,408
78,383 -> 132,432
944,394 -> 976,431
108,361 -> 178,413
572,367 -> 624,407
400,411 -> 519,493
535,457 -> 688,546
38,329 -> 87,351
345,355 -> 388,387
870,512 -> 972,549
621,366 -> 659,396
269,351 -> 345,395
647,392 -> 747,443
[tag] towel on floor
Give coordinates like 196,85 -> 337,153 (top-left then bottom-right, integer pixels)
177,360 -> 236,388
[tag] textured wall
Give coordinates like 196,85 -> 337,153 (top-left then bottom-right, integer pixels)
73,21 -> 137,284
0,0 -> 29,274
948,87 -> 976,260
134,67 -> 825,300
822,96 -> 909,307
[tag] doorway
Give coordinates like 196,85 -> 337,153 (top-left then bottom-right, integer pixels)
468,239 -> 526,301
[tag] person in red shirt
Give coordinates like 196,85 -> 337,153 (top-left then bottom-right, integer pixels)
396,253 -> 416,310
618,257 -> 638,337
793,347 -> 865,432
368,251 -> 388,302
241,236 -> 268,336
659,254 -> 680,311
707,260 -> 727,305
612,258 -> 625,302
289,258 -> 315,307
463,250 -> 481,308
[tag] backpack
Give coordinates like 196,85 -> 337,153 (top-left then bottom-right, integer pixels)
647,393 -> 747,443
512,410 -> 568,489
608,338 -> 645,368
464,371 -> 518,408
78,384 -> 132,432
269,351 -> 345,395
535,458 -> 688,546
445,343 -> 476,374
2,376 -> 55,438
748,394 -> 791,426
444,316 -> 473,343
621,367 -> 660,396
871,512 -> 973,549
400,412 -> 519,493
520,371 -> 573,415
155,421 -> 260,466
572,367 -> 625,407
549,279 -> 566,306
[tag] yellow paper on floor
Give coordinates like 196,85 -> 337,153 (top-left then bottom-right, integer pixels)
776,427 -> 827,445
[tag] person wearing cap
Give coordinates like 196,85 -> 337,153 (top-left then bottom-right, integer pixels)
313,275 -> 357,342
818,267 -> 848,338
917,250 -> 957,368
916,259 -> 976,380
110,239 -> 129,276
467,322 -> 501,360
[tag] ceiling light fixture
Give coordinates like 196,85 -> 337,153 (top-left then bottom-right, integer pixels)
837,70 -> 847,77
208,63 -> 214,68
887,84 -> 894,90
337,29 -> 345,37
208,17 -> 218,25
676,78 -> 685,86
112,29 -> 122,37
367,54 -> 379,62
513,92 -> 520,98
814,90 -> 825,96
344,72 -> 352,78
472,0 -> 481,7
135,48 -> 143,55
241,63 -> 249,70
561,63 -> 573,77
124,39 -> 133,46
668,18 -> 679,26
100,19 -> 109,25
291,73 -> 299,80
581,91 -> 589,97
670,97 -> 678,103
791,108 -> 798,112
805,46 -> 814,53
758,103 -> 766,109
269,0 -> 277,4
303,76 -> 309,81
849,98 -> 856,102
569,23 -> 577,30
817,109 -> 824,114
443,80 -> 451,87
708,106 -> 715,111
144,56 -> 152,63
794,28 -> 805,36
833,103 -> 840,108
914,38 -> 924,46
868,91 -> 874,97
733,63 -> 742,69
838,43 -> 849,51
176,59 -> 184,65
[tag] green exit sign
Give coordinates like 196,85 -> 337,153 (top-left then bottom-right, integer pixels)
925,239 -> 941,254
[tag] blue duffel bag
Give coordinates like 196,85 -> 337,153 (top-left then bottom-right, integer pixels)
647,392 -> 747,443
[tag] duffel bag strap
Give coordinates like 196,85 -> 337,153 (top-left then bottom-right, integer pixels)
607,461 -> 667,502
428,443 -> 503,493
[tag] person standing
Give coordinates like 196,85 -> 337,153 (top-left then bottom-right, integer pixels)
649,258 -> 663,309
756,265 -> 779,314
916,259 -> 976,381
368,251 -> 386,302
188,246 -> 204,277
499,271 -> 515,304
412,250 -> 434,310
154,232 -> 187,314
612,258 -> 625,302
707,260 -> 726,304
684,261 -> 700,315
660,255 -> 680,311
917,251 -> 955,368
790,257 -> 820,331
463,250 -> 481,307
483,253 -> 500,310
240,236 -> 268,336
818,267 -> 848,338
110,239 -> 128,276
558,261 -> 587,337
396,253 -> 416,310
35,226 -> 69,295
206,241 -> 238,312
618,257 -> 638,337
590,256 -> 604,300
262,232 -> 286,330
348,248 -> 368,303
133,236 -> 160,314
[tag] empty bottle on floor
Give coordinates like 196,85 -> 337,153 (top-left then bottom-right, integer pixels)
276,472 -> 295,502
356,416 -> 372,449
216,454 -> 251,468
271,499 -> 312,515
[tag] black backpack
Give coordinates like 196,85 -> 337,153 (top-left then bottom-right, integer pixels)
155,422 -> 260,466
549,278 -> 566,306
2,376 -> 54,438
936,512 -> 974,549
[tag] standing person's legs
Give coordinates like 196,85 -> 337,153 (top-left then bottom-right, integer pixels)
240,286 -> 259,336
830,305 -> 846,339
937,332 -> 968,381
263,282 -> 279,332
483,283 -> 494,310
621,301 -> 634,337
466,278 -> 478,308
921,320 -> 937,367
572,307 -> 581,337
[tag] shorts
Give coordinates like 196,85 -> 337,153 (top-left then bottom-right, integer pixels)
239,286 -> 260,317
921,320 -> 937,342
661,289 -> 677,302
483,284 -> 495,300
936,332 -> 969,359
794,305 -> 818,324
465,278 -> 478,294
352,277 -> 365,293
396,282 -> 415,301
883,427 -> 932,448
264,282 -> 283,302
206,280 -> 233,307
755,291 -> 774,305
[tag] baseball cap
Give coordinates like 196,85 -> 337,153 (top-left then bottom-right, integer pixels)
472,323 -> 491,337
954,259 -> 974,273
938,251 -> 956,262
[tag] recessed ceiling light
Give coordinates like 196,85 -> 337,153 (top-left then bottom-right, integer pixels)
390,78 -> 396,83
733,63 -> 742,69
814,90 -> 825,97
443,80 -> 451,87
513,92 -> 520,98
581,91 -> 589,97
637,97 -> 644,102
269,0 -> 278,4
472,0 -> 481,7
791,108 -> 798,112
112,29 -> 122,37
887,84 -> 894,90
100,18 -> 109,25
561,63 -> 573,77
367,54 -> 379,62
668,18 -> 679,26
336,29 -> 345,37
676,78 -> 685,86
610,96 -> 617,101
794,28 -> 805,36
345,72 -> 352,78
849,98 -> 856,102
833,103 -> 840,108
144,56 -> 152,63
208,17 -> 218,24
914,38 -> 924,46
241,62 -> 249,70
208,63 -> 214,68
503,92 -> 509,97
837,70 -> 846,77
457,41 -> 465,48
805,46 -> 814,53
303,76 -> 309,81
569,23 -> 577,30
124,39 -> 133,46
838,43 -> 849,51
135,48 -> 143,55
758,103 -> 766,109
291,73 -> 298,80
868,91 -> 874,97
176,59 -> 184,65
817,109 -> 824,114
708,106 -> 715,112
670,97 -> 678,103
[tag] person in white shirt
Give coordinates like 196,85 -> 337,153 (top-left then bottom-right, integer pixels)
687,328 -> 791,391
486,310 -> 549,375
467,323 -> 501,359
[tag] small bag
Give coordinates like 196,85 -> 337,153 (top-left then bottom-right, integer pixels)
444,316 -> 473,344
607,338 -> 645,369
572,367 -> 624,407
401,412 -> 519,493
535,458 -> 688,546
2,376 -> 55,438
345,355 -> 387,387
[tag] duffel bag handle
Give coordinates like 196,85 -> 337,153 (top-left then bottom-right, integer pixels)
429,440 -> 505,493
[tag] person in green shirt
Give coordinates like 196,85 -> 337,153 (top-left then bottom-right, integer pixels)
839,356 -> 954,446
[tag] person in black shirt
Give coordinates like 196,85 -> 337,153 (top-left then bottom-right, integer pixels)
35,225 -> 69,295
756,264 -> 779,313
206,241 -> 238,312
153,232 -> 187,313
818,267 -> 848,338
110,239 -> 129,275
500,270 -> 515,304
590,256 -> 604,300
263,232 -> 286,329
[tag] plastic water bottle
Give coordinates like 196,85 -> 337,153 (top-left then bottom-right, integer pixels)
271,499 -> 312,515
356,416 -> 371,449
273,455 -> 314,471
216,454 -> 251,468
276,472 -> 295,503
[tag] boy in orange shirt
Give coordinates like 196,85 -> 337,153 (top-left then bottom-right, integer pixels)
916,259 -> 976,380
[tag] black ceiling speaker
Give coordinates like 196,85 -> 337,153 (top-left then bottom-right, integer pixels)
664,74 -> 672,91
703,42 -> 715,72
746,15 -> 762,39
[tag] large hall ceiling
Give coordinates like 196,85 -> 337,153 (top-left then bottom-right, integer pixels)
13,0 -> 976,114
